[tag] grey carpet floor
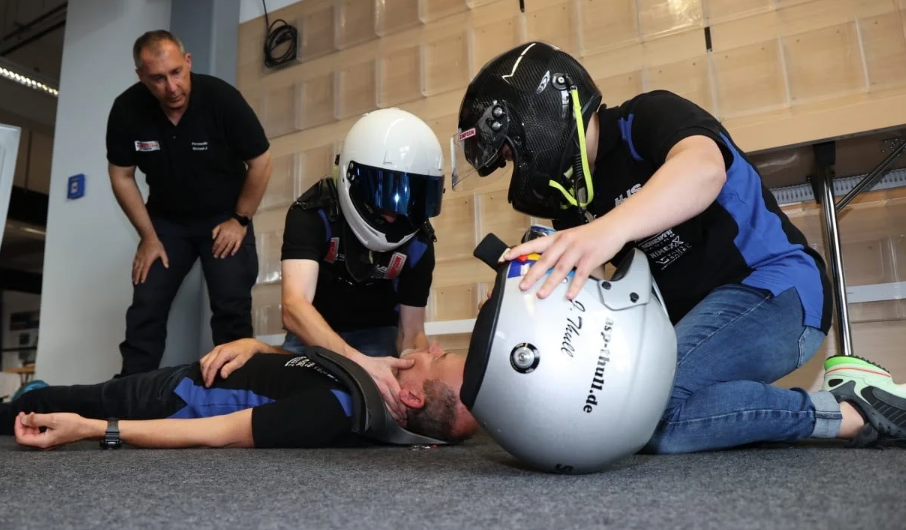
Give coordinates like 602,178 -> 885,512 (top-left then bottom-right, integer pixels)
0,434 -> 903,530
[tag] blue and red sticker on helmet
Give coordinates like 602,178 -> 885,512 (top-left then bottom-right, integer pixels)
506,251 -> 577,281
507,253 -> 541,278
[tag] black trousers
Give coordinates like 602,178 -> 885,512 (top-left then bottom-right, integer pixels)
1,365 -> 191,435
119,213 -> 258,376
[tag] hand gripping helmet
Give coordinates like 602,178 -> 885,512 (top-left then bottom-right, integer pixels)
463,233 -> 678,474
338,108 -> 445,252
453,42 -> 602,219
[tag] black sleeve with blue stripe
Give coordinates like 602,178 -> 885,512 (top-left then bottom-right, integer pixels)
625,90 -> 735,171
251,387 -> 353,448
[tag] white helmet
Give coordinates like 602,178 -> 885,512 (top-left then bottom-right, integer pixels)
464,233 -> 678,474
338,108 -> 445,252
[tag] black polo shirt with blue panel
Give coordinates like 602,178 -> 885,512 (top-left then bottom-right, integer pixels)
105,72 -> 270,220
561,90 -> 831,332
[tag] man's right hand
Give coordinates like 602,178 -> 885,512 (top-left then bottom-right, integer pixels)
133,236 -> 169,284
352,352 -> 415,426
199,338 -> 263,387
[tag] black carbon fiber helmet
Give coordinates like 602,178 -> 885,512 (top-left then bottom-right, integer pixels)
453,42 -> 602,219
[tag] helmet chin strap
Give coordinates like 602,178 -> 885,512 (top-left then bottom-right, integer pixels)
547,86 -> 595,213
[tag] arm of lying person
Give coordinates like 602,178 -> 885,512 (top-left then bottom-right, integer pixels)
14,410 -> 254,450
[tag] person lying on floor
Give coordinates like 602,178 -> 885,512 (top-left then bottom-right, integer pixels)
1,339 -> 478,450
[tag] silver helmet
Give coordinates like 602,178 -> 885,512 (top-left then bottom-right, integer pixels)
463,235 -> 677,474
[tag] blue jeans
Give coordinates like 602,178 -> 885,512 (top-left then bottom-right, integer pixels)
281,326 -> 399,358
643,284 -> 842,454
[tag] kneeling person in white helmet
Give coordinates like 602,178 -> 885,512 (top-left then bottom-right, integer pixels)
205,109 -> 445,425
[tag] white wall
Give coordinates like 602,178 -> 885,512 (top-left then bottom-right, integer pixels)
36,0 -> 208,384
239,0 -> 303,24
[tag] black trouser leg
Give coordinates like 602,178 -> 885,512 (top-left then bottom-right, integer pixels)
119,217 -> 199,376
2,365 -> 192,435
198,219 -> 258,345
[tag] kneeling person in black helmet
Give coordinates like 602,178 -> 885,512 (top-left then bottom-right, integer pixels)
454,41 -> 906,455
204,109 -> 446,425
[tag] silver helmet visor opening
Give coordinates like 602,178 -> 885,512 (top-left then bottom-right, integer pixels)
451,102 -> 510,191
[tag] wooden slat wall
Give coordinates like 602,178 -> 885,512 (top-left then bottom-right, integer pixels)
239,0 -> 906,375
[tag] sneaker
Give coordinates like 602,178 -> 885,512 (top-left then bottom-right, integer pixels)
10,379 -> 48,403
823,355 -> 906,447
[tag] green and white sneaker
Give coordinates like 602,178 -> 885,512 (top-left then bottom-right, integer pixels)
823,355 -> 906,447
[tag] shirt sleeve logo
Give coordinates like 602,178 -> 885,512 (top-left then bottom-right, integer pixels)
134,140 -> 160,152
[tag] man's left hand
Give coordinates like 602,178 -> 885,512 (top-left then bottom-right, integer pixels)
212,218 -> 247,259
14,412 -> 96,449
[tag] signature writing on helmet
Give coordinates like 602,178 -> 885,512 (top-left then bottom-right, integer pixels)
584,318 -> 615,414
560,299 -> 585,357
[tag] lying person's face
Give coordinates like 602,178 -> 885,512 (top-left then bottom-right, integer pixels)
397,342 -> 479,441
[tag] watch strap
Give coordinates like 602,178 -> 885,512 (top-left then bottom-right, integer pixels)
232,213 -> 251,226
100,418 -> 122,449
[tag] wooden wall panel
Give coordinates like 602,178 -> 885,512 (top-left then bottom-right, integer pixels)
335,60 -> 377,119
297,3 -> 336,61
260,84 -> 299,138
334,0 -> 376,50
469,13 -> 523,74
422,32 -> 470,96
637,0 -> 703,39
705,0 -> 774,24
378,45 -> 422,107
524,0 -> 578,56
299,73 -> 336,129
712,40 -> 787,118
594,70 -> 645,108
783,22 -> 865,103
259,152 -> 299,212
420,0 -> 469,23
431,284 -> 479,321
578,0 -> 639,56
239,0 -> 906,364
859,14 -> 906,90
376,0 -> 422,36
645,54 -> 715,114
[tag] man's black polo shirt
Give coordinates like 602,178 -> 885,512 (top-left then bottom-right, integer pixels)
106,72 -> 270,220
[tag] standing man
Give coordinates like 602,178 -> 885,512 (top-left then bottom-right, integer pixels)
106,30 -> 273,376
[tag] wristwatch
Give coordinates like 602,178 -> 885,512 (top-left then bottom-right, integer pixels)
232,213 -> 251,227
100,418 -> 122,449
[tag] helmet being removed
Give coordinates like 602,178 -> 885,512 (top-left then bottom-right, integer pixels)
453,42 -> 602,219
464,230 -> 678,474
338,107 -> 445,253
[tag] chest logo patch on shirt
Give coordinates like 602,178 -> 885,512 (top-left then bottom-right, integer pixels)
383,252 -> 407,279
192,141 -> 209,152
325,237 -> 340,263
638,229 -> 692,270
134,140 -> 160,152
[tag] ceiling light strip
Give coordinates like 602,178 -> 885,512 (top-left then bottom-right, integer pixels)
0,57 -> 59,97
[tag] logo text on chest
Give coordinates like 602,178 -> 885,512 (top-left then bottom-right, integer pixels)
191,141 -> 209,151
614,184 -> 641,206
